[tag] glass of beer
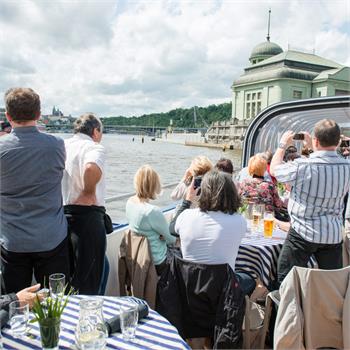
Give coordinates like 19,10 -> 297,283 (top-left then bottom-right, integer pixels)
252,204 -> 264,233
264,211 -> 274,238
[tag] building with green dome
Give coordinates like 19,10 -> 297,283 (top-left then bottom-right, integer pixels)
206,32 -> 350,145
232,39 -> 349,122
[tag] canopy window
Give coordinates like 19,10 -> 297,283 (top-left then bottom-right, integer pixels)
242,96 -> 350,166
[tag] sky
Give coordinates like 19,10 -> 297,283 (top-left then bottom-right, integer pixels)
0,0 -> 349,118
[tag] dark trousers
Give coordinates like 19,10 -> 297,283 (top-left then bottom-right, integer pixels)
64,205 -> 107,295
277,227 -> 343,285
1,238 -> 69,294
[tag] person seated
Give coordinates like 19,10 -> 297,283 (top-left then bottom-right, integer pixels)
239,155 -> 285,213
173,169 -> 256,295
236,152 -> 273,185
215,158 -> 234,175
170,156 -> 212,205
126,165 -> 176,276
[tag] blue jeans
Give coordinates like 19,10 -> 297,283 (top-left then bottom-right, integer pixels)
98,256 -> 110,295
236,272 -> 256,296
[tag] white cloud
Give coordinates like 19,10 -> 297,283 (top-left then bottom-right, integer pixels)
0,0 -> 349,117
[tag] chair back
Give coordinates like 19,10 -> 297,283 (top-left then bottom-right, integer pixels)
156,255 -> 245,349
118,230 -> 158,308
274,265 -> 350,350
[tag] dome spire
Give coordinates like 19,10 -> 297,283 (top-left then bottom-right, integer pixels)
266,8 -> 271,42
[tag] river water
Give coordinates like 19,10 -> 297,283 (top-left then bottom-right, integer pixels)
59,133 -> 242,222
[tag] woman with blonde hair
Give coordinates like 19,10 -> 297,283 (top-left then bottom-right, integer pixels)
171,156 -> 213,203
239,154 -> 284,212
126,165 -> 176,275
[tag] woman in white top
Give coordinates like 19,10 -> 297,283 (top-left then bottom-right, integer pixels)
174,169 -> 256,295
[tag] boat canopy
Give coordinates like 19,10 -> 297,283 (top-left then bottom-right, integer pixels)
242,96 -> 350,166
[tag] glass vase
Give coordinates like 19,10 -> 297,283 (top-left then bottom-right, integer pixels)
39,318 -> 60,350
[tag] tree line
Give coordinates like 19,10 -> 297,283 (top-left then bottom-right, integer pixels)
101,102 -> 232,128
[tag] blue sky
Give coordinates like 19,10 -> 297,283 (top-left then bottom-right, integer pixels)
0,0 -> 349,117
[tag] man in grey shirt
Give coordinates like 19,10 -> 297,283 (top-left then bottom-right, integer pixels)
0,88 -> 69,293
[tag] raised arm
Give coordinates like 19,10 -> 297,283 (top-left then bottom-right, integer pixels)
270,131 -> 294,176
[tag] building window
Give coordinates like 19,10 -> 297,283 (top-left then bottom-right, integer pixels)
335,89 -> 350,96
245,90 -> 262,118
293,90 -> 302,99
257,101 -> 261,114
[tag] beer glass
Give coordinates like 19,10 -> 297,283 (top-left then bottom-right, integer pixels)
252,204 -> 264,233
263,211 -> 274,238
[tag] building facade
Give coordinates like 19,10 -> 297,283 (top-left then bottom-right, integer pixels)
206,38 -> 350,146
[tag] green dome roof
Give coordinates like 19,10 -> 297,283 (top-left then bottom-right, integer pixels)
250,41 -> 283,61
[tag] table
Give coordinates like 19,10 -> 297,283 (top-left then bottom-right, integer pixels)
235,228 -> 287,287
235,228 -> 317,287
2,295 -> 189,350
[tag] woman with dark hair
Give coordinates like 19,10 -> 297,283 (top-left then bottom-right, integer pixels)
215,158 -> 234,175
172,170 -> 255,295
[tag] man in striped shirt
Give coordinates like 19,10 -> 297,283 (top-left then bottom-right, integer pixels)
270,119 -> 350,285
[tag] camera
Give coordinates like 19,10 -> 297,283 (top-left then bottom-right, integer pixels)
293,133 -> 304,141
194,177 -> 202,189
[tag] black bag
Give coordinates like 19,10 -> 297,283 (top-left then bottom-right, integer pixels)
104,213 -> 114,234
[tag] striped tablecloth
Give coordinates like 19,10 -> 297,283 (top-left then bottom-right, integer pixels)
235,229 -> 287,287
2,295 -> 189,350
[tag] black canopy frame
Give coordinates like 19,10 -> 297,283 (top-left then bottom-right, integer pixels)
242,96 -> 350,167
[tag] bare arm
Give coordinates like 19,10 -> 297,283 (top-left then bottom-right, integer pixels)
73,163 -> 102,206
270,131 -> 294,176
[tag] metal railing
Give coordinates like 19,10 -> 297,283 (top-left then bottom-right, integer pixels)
105,181 -> 179,204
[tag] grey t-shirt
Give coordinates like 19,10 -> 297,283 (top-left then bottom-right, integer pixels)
0,126 -> 67,252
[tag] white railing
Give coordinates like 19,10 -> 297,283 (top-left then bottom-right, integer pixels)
105,182 -> 179,203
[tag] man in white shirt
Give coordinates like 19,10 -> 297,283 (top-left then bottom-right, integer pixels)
62,113 -> 108,295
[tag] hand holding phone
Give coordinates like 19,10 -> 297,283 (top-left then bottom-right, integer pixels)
293,133 -> 304,141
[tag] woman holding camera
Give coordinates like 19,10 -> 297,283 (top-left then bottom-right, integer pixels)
170,156 -> 212,206
126,165 -> 176,275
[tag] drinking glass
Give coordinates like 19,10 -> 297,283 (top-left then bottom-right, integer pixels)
252,204 -> 264,233
120,303 -> 138,341
49,273 -> 65,300
9,301 -> 29,338
263,211 -> 275,238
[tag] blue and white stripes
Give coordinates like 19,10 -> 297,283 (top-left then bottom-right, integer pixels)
2,296 -> 189,350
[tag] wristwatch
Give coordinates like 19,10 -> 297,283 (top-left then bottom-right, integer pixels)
278,142 -> 287,150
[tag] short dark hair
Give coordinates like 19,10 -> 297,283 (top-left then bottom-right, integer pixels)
314,119 -> 340,147
215,158 -> 234,174
5,88 -> 40,121
199,170 -> 241,214
74,113 -> 102,137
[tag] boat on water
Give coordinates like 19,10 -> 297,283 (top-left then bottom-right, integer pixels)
104,95 -> 350,296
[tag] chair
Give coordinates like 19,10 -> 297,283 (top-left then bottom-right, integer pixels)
118,230 -> 158,309
260,266 -> 350,350
156,255 -> 245,349
243,295 -> 266,349
258,290 -> 280,349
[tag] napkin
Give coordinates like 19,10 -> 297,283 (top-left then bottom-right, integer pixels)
104,303 -> 149,336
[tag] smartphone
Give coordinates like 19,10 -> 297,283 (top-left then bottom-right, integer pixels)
340,140 -> 350,148
293,133 -> 304,141
194,177 -> 202,189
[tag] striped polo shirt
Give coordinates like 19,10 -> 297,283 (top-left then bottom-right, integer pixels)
274,151 -> 350,244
